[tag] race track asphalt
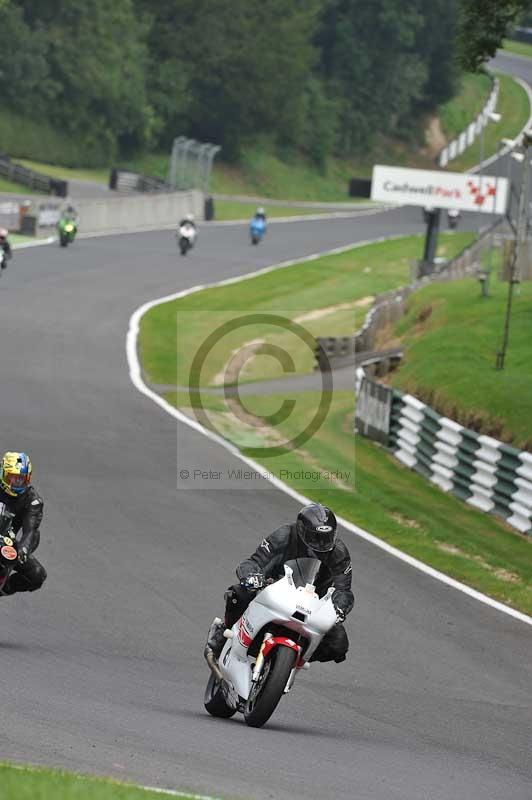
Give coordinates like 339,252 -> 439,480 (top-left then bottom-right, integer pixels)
1,206 -> 531,800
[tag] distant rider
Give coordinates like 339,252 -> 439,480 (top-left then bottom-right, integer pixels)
178,212 -> 196,231
0,227 -> 12,268
60,203 -> 80,226
254,206 -> 266,224
205,503 -> 354,665
0,452 -> 47,596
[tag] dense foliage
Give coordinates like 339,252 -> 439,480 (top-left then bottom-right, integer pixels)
0,0 -> 529,165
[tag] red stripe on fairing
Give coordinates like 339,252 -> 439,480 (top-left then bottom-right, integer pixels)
238,618 -> 252,647
261,636 -> 299,660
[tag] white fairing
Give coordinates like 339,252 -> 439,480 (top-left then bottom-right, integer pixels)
218,562 -> 337,702
178,223 -> 196,243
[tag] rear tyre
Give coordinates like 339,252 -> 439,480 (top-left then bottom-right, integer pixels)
204,673 -> 236,719
244,645 -> 296,728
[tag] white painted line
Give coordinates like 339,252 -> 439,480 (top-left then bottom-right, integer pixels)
126,241 -> 532,628
140,785 -> 218,799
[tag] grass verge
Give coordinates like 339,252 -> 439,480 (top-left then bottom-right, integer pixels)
16,159 -> 109,185
139,230 -> 532,615
140,232 -> 475,388
389,260 -> 532,449
213,199 -> 366,221
449,72 -> 530,172
0,763 -> 205,800
501,39 -> 532,58
0,176 -> 39,195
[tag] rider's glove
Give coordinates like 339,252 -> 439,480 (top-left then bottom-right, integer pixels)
334,605 -> 346,625
17,546 -> 28,566
241,572 -> 266,592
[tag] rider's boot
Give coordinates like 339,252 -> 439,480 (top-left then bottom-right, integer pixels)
204,617 -> 226,661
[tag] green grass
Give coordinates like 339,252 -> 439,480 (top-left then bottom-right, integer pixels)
439,73 -> 492,139
450,72 -> 530,171
140,232 -> 475,388
16,159 -> 109,184
501,38 -> 532,58
390,266 -> 532,449
0,176 -> 40,195
0,763 -> 205,800
0,109 -> 108,168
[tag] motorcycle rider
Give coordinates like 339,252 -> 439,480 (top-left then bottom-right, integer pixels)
0,452 -> 47,596
205,503 -> 353,664
254,206 -> 266,223
0,227 -> 12,268
61,202 -> 80,225
178,211 -> 196,231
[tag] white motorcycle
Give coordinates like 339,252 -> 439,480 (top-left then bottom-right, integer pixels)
204,557 -> 337,728
177,222 -> 196,256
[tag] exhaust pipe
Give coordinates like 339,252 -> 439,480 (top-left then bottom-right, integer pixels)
204,646 -> 224,683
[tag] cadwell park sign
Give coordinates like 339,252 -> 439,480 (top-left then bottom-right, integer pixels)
371,165 -> 508,215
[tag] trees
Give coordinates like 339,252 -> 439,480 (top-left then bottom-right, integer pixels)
457,0 -> 532,70
15,0 -> 151,161
2,0 -> 530,166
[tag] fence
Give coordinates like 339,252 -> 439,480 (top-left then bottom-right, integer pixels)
355,370 -> 532,536
0,156 -> 68,196
438,78 -> 499,168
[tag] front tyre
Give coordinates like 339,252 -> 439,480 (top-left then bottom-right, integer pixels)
244,645 -> 296,728
204,673 -> 236,719
60,234 -> 68,247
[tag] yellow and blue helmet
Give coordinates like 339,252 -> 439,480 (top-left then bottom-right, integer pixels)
0,452 -> 32,496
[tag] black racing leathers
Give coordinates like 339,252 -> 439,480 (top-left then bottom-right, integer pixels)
224,524 -> 354,663
237,523 -> 354,616
0,485 -> 47,594
1,240 -> 12,266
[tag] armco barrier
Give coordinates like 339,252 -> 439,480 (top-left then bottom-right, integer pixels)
0,156 -> 68,196
355,369 -> 532,536
438,78 -> 499,168
109,168 -> 169,193
31,190 -> 204,235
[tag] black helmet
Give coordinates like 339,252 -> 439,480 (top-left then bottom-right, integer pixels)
296,503 -> 337,553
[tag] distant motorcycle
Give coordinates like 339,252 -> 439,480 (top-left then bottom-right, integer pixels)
177,222 -> 196,256
58,217 -> 77,247
249,216 -> 266,245
0,503 -> 18,594
204,557 -> 337,728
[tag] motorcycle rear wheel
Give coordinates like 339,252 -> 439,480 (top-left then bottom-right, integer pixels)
244,645 -> 296,728
204,673 -> 236,718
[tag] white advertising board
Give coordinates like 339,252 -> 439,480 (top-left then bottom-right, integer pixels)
371,165 -> 508,214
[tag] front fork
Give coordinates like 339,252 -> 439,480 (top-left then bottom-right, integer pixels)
251,634 -> 302,695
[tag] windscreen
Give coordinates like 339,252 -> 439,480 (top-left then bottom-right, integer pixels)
0,503 -> 14,537
285,558 -> 321,588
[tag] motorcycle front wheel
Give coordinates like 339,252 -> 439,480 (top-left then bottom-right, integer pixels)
204,673 -> 236,719
244,645 -> 296,728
